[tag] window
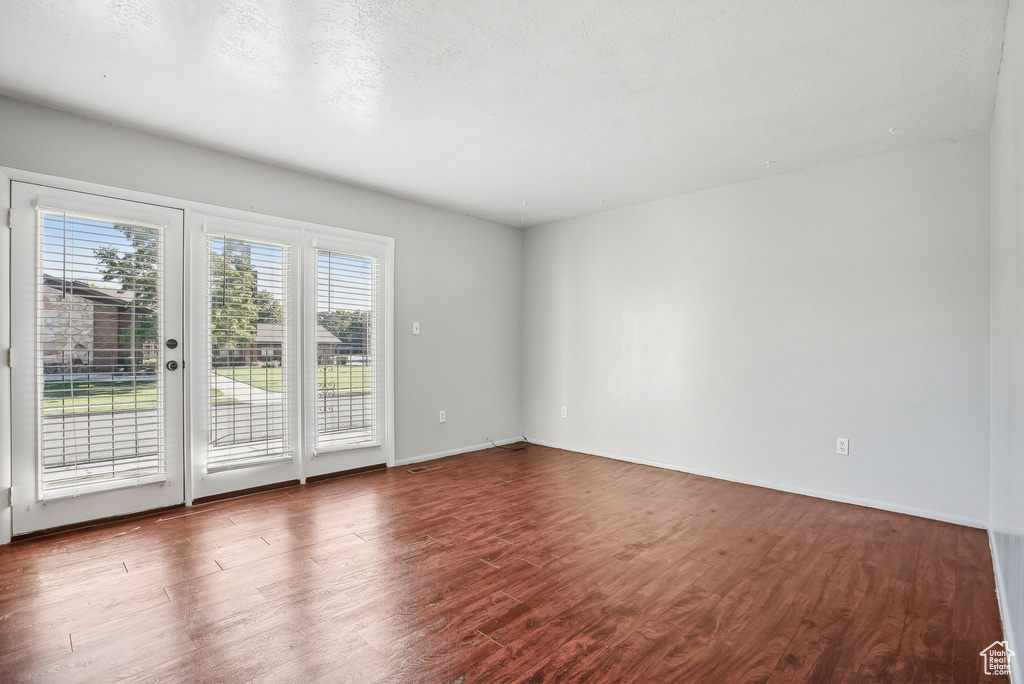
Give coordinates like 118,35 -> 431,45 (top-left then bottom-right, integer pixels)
314,248 -> 380,449
36,207 -> 168,495
206,235 -> 291,471
193,218 -> 390,497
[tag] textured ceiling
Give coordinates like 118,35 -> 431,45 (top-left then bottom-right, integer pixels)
0,1 -> 1009,226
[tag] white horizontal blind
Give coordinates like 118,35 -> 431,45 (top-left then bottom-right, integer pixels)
207,235 -> 292,471
315,249 -> 379,449
36,208 -> 167,496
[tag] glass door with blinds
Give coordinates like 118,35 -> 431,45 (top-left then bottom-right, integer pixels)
188,216 -> 301,500
304,234 -> 388,477
9,183 -> 185,534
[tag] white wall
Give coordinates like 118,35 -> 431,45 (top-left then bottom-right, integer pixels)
523,135 -> 992,527
991,0 -> 1024,678
0,96 -> 523,543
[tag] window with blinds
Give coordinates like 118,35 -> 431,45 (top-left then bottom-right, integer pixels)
207,235 -> 292,471
37,208 -> 167,495
315,249 -> 379,449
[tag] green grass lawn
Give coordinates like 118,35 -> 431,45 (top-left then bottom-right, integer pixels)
43,380 -> 229,415
215,365 -> 371,394
42,379 -> 159,415
39,365 -> 365,416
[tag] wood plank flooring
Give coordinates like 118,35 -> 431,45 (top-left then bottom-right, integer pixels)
0,444 -> 1008,683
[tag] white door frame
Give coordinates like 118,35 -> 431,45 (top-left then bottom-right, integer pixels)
0,167 -> 395,540
1,172 -> 13,545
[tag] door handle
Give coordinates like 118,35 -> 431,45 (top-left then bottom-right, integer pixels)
165,360 -> 179,371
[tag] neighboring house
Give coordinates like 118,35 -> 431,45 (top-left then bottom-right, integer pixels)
42,277 -> 355,371
40,275 -> 151,374
313,323 -> 363,359
214,323 -> 346,366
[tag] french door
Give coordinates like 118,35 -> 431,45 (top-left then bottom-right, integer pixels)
10,183 -> 185,534
7,179 -> 392,534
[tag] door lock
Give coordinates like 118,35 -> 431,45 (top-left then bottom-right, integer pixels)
165,360 -> 179,371
165,339 -> 178,349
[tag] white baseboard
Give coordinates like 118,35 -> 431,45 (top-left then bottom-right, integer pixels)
395,437 -> 522,467
989,530 -> 1020,684
525,437 -> 988,529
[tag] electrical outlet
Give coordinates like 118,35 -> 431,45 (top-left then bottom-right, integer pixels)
439,410 -> 446,423
560,406 -> 567,419
837,438 -> 849,455
413,322 -> 420,335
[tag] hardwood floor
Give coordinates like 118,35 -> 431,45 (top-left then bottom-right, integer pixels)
0,444 -> 1008,683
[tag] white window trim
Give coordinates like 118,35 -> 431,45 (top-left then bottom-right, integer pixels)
302,232 -> 392,476
188,214 -> 303,498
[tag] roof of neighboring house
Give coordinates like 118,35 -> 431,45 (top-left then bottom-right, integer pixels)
256,322 -> 343,345
42,274 -> 150,313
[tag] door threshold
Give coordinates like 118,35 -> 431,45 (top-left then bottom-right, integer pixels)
192,479 -> 301,505
11,503 -> 186,542
11,466 -> 391,542
306,463 -> 387,484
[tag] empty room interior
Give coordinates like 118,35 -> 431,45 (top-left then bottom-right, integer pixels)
1,1 -> 1023,682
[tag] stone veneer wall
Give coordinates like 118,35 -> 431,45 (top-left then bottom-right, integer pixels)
40,289 -> 95,373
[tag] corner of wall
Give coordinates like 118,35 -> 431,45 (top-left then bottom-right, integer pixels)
989,530 -> 1022,684
988,0 -> 1023,678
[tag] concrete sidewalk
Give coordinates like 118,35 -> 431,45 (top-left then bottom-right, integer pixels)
211,373 -> 281,403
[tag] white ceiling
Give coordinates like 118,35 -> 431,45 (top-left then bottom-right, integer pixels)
0,1 -> 1009,227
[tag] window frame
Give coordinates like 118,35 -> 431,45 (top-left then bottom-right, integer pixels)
302,231 -> 393,478
187,215 -> 302,497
